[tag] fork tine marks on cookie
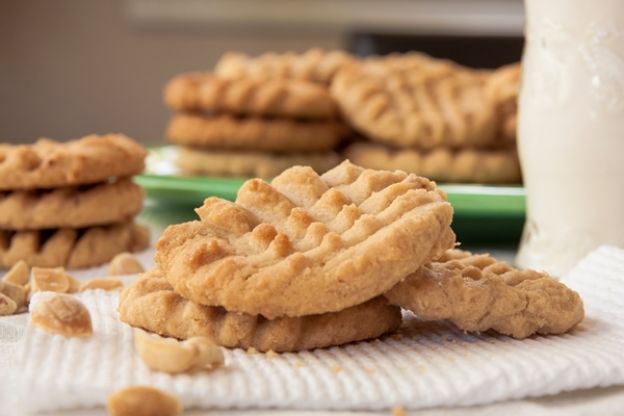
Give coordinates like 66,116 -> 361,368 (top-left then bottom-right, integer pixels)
385,250 -> 585,339
196,197 -> 258,236
236,179 -> 296,229
156,161 -> 455,318
320,160 -> 364,187
271,165 -> 329,209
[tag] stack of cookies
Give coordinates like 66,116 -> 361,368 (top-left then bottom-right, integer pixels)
0,134 -> 150,269
119,161 -> 583,352
164,60 -> 349,178
332,53 -> 522,184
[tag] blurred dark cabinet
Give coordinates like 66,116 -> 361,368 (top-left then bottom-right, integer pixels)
349,32 -> 523,68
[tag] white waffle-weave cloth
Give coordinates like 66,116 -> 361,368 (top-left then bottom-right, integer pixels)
14,246 -> 624,413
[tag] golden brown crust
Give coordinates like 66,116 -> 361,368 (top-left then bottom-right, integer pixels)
214,48 -> 356,84
155,161 -> 455,319
0,222 -> 149,269
330,56 -> 498,149
385,249 -> 584,338
0,178 -> 144,230
164,72 -> 338,120
176,146 -> 341,178
166,113 -> 346,153
119,269 -> 402,352
0,134 -> 147,190
485,63 -> 521,142
344,142 -> 521,184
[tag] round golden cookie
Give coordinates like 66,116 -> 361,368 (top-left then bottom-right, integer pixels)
330,56 -> 498,149
385,249 -> 584,339
344,142 -> 521,184
155,161 -> 455,319
0,134 -> 146,190
0,222 -> 149,269
164,72 -> 338,120
0,178 -> 144,230
176,146 -> 341,178
119,269 -> 402,352
214,48 -> 356,84
166,113 -> 346,153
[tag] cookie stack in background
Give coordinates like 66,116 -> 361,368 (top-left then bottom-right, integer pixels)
118,162 -> 583,353
0,134 -> 150,269
333,53 -> 522,184
163,48 -> 522,183
164,56 -> 350,178
330,53 -> 522,184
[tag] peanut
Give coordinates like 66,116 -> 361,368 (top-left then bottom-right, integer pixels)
30,293 -> 92,338
0,281 -> 27,309
67,274 -> 82,294
134,329 -> 224,374
108,252 -> 144,276
80,278 -> 123,292
2,260 -> 29,286
31,267 -> 71,293
107,386 -> 182,416
0,292 -> 17,316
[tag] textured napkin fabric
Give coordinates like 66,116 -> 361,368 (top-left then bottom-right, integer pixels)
15,246 -> 624,414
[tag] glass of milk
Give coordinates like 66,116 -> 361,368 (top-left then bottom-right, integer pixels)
516,0 -> 624,276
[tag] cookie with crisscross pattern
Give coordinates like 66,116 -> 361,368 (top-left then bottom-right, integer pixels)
166,113 -> 345,153
0,222 -> 149,269
385,249 -> 584,338
0,134 -> 146,190
0,178 -> 144,230
119,269 -> 402,352
344,142 -> 521,184
164,72 -> 338,120
156,161 -> 455,318
215,48 -> 355,84
330,58 -> 498,149
176,146 -> 341,178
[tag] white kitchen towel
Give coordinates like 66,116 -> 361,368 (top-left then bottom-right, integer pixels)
15,246 -> 624,414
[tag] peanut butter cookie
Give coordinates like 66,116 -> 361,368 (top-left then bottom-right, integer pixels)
119,269 -> 402,352
176,146 -> 341,178
0,178 -> 144,230
0,134 -> 146,190
344,142 -> 521,184
330,57 -> 498,149
165,73 -> 338,120
155,161 -> 455,318
215,48 -> 355,84
0,222 -> 149,269
166,113 -> 346,153
385,249 -> 584,338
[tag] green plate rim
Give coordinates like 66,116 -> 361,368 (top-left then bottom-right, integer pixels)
136,147 -> 526,219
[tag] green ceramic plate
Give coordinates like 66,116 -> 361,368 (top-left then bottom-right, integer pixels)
136,146 -> 526,243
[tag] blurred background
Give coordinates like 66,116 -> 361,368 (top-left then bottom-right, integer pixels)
1,0 -> 523,144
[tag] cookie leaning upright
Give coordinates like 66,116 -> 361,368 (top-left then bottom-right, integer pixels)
155,160 -> 455,318
331,56 -> 498,150
0,134 -> 149,269
332,52 -> 523,184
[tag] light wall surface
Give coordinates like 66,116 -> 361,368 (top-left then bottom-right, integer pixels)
0,0 -> 342,144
